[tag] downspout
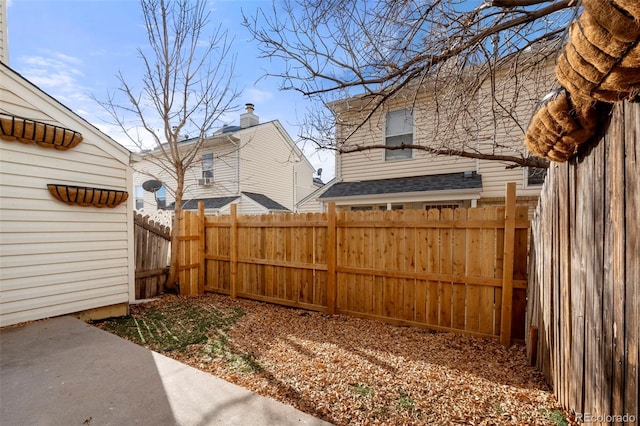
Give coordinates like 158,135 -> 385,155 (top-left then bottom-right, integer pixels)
475,85 -> 481,175
236,143 -> 240,194
226,135 -> 240,195
292,155 -> 301,212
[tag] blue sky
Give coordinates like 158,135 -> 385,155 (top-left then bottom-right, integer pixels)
5,0 -> 335,180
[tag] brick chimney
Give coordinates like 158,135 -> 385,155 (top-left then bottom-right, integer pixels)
240,103 -> 259,128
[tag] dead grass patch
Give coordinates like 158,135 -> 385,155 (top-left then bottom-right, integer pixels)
94,293 -> 573,425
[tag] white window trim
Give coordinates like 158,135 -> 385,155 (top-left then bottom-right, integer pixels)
524,166 -> 546,188
384,109 -> 414,162
202,152 -> 214,180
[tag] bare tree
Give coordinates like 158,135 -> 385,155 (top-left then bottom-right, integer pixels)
96,0 -> 240,289
245,0 -> 581,168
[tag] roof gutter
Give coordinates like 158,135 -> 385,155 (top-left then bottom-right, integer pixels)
319,187 -> 482,204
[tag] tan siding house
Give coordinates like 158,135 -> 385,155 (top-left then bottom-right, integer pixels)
0,63 -> 134,327
299,54 -> 555,213
133,104 -> 317,215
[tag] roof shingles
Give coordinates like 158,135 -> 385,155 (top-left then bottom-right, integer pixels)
167,192 -> 289,211
319,172 -> 482,199
241,192 -> 289,211
168,196 -> 239,210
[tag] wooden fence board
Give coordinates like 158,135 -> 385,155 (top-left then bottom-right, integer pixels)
452,207 -> 468,331
479,207 -> 495,335
415,212 -> 428,323
187,187 -> 528,341
495,206 -> 505,336
610,105 -> 627,423
527,101 -> 639,424
440,208 -> 453,329
134,212 -> 170,299
403,210 -> 416,322
511,206 -> 529,342
426,208 -> 440,325
624,103 -> 639,420
557,160 -> 571,409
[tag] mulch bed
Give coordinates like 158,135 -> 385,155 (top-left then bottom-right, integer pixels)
94,293 -> 573,425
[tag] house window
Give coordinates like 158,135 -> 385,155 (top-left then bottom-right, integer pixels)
385,109 -> 413,161
351,206 -> 373,211
156,186 -> 167,209
135,185 -> 144,210
202,153 -> 214,179
376,204 -> 403,211
526,167 -> 546,187
424,203 -> 460,211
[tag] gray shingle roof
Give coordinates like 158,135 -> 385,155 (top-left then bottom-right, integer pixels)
241,192 -> 289,211
168,196 -> 239,210
319,172 -> 482,199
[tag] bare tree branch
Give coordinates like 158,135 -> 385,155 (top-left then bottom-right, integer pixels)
95,0 -> 241,289
245,0 -> 577,168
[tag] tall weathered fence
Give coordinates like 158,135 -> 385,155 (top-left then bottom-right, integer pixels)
177,185 -> 530,343
134,212 -> 171,299
527,101 -> 638,424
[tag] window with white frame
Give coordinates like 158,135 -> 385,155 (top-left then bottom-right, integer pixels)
385,109 -> 413,161
526,167 -> 546,187
135,185 -> 144,210
424,203 -> 460,211
202,152 -> 214,179
156,185 -> 167,209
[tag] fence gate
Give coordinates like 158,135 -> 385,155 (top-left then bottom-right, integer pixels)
134,212 -> 171,299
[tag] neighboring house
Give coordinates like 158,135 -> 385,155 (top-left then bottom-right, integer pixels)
298,49 -> 556,213
133,104 -> 318,215
0,62 -> 134,327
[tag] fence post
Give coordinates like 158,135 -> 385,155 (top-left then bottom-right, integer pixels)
326,202 -> 337,315
198,202 -> 205,295
230,203 -> 238,299
500,182 -> 517,346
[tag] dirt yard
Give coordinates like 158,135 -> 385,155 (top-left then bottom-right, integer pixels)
94,293 -> 572,425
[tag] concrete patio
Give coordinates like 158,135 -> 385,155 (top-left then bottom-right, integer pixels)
0,316 -> 331,426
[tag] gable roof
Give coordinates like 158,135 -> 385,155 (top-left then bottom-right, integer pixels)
169,196 -> 240,210
168,192 -> 289,212
138,119 -> 316,174
1,62 -> 131,163
319,172 -> 482,199
241,192 -> 289,211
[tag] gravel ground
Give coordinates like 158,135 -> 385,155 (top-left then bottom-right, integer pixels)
95,293 -> 572,425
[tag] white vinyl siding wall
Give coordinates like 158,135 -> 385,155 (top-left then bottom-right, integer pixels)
133,121 -> 316,214
0,67 -> 133,327
296,199 -> 324,213
133,140 -> 240,211
335,59 -> 556,199
238,123 -> 297,210
337,90 -> 477,183
475,66 -> 555,198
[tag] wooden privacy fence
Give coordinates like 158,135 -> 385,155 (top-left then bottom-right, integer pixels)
177,184 -> 530,343
134,212 -> 171,299
527,101 -> 638,423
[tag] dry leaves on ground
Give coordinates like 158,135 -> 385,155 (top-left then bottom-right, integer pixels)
95,293 -> 573,425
